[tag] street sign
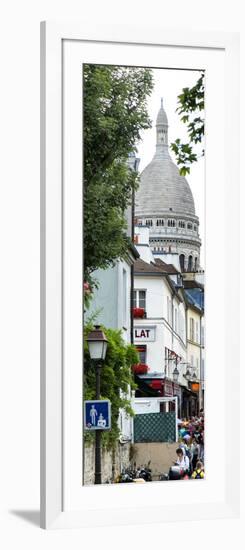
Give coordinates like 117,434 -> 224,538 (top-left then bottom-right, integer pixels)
84,400 -> 111,431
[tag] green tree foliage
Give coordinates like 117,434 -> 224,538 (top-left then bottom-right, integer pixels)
84,324 -> 139,448
170,72 -> 204,176
83,64 -> 153,282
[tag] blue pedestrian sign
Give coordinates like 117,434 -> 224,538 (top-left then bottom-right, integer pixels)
84,400 -> 111,431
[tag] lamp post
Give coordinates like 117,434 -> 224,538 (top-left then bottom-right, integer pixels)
173,365 -> 180,383
86,325 -> 108,485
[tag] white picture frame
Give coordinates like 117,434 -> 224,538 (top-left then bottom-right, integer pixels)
40,22 -> 240,529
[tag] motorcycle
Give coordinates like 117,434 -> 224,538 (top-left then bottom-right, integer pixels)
116,461 -> 152,483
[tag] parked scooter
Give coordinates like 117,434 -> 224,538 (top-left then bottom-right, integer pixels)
135,461 -> 152,482
116,461 -> 152,483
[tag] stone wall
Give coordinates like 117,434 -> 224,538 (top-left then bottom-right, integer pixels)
131,442 -> 179,480
84,441 -> 179,484
84,441 -> 131,485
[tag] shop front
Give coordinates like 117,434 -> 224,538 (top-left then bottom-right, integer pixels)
182,386 -> 199,418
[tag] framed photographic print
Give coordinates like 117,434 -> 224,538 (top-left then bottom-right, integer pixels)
40,22 -> 240,529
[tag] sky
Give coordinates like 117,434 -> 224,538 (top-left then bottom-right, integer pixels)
136,68 -> 205,266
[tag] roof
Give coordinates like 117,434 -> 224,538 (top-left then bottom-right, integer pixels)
128,241 -> 140,260
184,289 -> 204,312
135,150 -> 195,217
154,258 -> 180,275
183,280 -> 204,290
133,258 -> 166,275
134,259 -> 183,300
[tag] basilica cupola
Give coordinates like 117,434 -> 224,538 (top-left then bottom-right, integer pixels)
135,98 -> 202,273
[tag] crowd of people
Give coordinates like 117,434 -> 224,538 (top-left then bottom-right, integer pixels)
175,410 -> 205,479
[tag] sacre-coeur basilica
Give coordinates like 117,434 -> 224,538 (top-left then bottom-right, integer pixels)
135,99 -> 203,276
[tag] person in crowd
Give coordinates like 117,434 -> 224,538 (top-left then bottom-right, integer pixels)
191,460 -> 204,479
198,431 -> 204,463
190,436 -> 200,470
175,447 -> 190,475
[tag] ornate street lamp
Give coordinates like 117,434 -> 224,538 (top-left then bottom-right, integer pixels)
173,366 -> 180,383
185,366 -> 191,379
86,325 -> 108,485
87,325 -> 108,361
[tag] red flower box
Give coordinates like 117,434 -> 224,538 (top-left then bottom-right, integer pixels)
132,363 -> 149,374
133,307 -> 145,318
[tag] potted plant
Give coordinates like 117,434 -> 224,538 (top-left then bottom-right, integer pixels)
133,307 -> 145,318
132,363 -> 149,374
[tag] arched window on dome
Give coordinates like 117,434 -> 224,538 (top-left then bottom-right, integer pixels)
179,221 -> 185,229
188,255 -> 193,271
194,257 -> 198,271
187,222 -> 193,230
179,254 -> 185,272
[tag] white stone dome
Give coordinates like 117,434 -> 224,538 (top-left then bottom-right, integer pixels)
135,147 -> 195,216
135,99 -> 195,217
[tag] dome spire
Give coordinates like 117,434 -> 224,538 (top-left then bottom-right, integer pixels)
156,97 -> 168,147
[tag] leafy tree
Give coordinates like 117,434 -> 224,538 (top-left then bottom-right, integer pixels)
84,324 -> 139,449
83,64 -> 153,284
170,72 -> 204,176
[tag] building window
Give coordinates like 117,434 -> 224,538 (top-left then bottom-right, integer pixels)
195,321 -> 199,343
179,254 -> 185,272
190,318 -> 195,341
156,219 -> 164,226
145,219 -> 152,227
136,345 -> 147,364
167,296 -> 172,325
178,221 -> 185,228
194,257 -> 198,271
187,222 -> 193,230
188,255 -> 193,271
168,219 -> 176,227
174,308 -> 178,333
133,289 -> 146,309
